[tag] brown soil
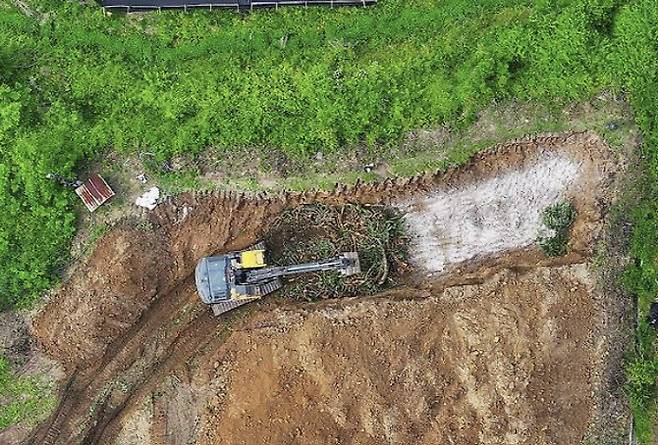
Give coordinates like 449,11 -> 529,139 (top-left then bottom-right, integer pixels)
197,264 -> 596,445
22,132 -> 631,445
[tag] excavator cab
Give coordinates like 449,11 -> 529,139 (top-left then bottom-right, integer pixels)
195,255 -> 230,304
195,242 -> 360,316
239,250 -> 266,269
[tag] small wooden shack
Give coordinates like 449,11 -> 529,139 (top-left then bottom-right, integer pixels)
75,174 -> 115,212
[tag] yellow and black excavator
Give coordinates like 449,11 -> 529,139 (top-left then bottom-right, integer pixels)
195,242 -> 360,316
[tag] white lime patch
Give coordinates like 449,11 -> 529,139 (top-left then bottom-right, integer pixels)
401,153 -> 581,274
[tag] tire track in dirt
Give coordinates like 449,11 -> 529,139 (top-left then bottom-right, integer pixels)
82,307 -> 217,445
26,132 -> 619,445
28,196 -> 273,445
27,277 -> 200,445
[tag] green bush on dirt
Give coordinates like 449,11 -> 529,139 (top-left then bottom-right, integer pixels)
264,204 -> 408,301
537,201 -> 576,257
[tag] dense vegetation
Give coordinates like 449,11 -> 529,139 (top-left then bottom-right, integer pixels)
1,0 -> 658,439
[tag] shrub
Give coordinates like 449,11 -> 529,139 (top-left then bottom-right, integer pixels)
537,201 -> 577,257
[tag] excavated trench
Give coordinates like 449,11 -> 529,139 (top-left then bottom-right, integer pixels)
25,132 -> 631,445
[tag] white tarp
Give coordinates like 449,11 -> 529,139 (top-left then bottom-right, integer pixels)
135,187 -> 160,210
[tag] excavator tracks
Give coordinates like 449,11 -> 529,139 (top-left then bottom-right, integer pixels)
210,299 -> 252,316
256,279 -> 283,296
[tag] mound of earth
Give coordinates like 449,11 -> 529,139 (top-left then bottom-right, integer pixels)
195,264 -> 598,445
22,132 -> 631,445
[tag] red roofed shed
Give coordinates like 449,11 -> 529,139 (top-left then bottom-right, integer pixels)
75,174 -> 115,212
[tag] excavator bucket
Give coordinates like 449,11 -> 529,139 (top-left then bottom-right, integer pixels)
339,252 -> 361,276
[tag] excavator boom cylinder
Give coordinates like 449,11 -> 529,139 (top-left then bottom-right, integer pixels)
244,258 -> 344,283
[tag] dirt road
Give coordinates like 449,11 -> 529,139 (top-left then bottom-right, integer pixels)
23,132 -> 630,445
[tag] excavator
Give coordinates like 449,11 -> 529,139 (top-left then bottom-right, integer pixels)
195,242 -> 361,316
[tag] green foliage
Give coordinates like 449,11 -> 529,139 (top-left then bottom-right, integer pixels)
0,89 -> 83,309
610,2 -> 658,440
626,355 -> 658,406
0,0 -> 637,309
622,197 -> 658,442
0,356 -> 56,429
537,201 -> 577,257
625,320 -> 658,443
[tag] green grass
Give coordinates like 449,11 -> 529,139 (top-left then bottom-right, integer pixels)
0,356 -> 55,430
625,324 -> 658,443
80,222 -> 109,257
623,191 -> 658,443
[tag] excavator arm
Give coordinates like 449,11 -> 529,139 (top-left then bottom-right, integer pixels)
196,244 -> 360,316
243,253 -> 358,284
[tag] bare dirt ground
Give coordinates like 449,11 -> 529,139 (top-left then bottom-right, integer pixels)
194,264 -> 597,445
14,132 -> 632,445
